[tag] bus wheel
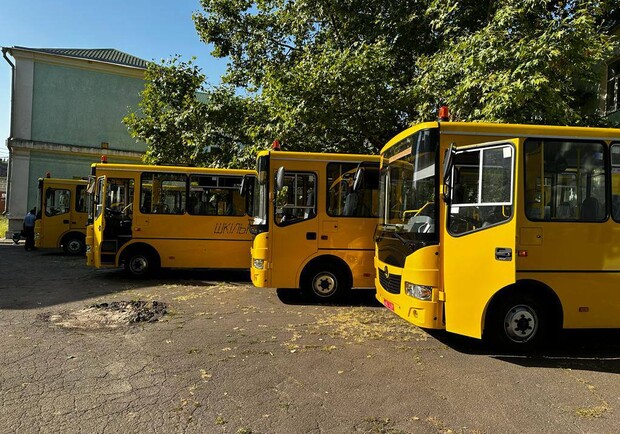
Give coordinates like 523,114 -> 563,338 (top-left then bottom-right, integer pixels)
124,250 -> 158,277
304,264 -> 346,301
63,235 -> 85,256
486,293 -> 547,352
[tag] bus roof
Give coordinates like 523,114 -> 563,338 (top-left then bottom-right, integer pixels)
257,150 -> 380,163
90,162 -> 253,176
380,121 -> 620,155
38,177 -> 87,185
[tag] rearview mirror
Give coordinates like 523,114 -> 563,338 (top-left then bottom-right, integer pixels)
275,166 -> 285,192
352,167 -> 364,192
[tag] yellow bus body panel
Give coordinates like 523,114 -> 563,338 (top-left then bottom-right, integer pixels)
375,245 -> 441,329
378,123 -> 620,338
251,151 -> 378,290
35,178 -> 87,249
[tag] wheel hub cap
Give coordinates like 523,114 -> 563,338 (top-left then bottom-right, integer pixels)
504,304 -> 538,343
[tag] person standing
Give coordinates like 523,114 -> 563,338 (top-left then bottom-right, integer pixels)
23,208 -> 37,251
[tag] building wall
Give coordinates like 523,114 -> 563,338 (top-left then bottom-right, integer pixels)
31,63 -> 146,152
4,49 -> 147,237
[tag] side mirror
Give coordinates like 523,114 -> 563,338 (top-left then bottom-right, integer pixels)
442,143 -> 456,184
442,143 -> 456,204
239,175 -> 250,196
275,166 -> 285,192
352,167 -> 364,192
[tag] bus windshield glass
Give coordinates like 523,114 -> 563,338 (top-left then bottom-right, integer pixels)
380,129 -> 437,236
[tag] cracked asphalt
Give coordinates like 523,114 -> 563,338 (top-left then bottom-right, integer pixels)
1,242 -> 619,434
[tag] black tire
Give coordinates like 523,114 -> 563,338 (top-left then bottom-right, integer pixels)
124,250 -> 158,277
485,293 -> 549,352
63,235 -> 85,256
303,263 -> 348,301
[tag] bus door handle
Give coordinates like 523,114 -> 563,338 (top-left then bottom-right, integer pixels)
495,247 -> 512,261
306,232 -> 317,240
63,219 -> 69,224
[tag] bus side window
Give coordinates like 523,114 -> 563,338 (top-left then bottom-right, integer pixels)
525,139 -> 606,222
275,172 -> 316,225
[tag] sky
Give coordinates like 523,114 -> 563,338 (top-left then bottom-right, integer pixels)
0,0 -> 229,159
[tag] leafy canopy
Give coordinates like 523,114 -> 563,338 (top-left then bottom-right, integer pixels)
125,0 -> 618,167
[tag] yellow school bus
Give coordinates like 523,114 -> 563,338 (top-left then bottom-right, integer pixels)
376,119 -> 620,350
249,150 -> 380,300
34,177 -> 88,255
85,163 -> 254,276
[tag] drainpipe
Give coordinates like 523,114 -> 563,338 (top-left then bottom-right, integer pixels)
2,47 -> 14,216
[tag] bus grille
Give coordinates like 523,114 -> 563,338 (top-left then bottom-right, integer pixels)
378,268 -> 401,294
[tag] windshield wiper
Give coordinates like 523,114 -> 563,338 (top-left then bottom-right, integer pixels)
378,224 -> 414,249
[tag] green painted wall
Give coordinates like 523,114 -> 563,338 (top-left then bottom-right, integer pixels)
31,63 -> 146,152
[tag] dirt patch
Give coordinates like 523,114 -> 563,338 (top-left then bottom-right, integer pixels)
42,301 -> 167,329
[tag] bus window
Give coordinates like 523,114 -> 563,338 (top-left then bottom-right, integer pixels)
610,143 -> 620,221
275,172 -> 316,225
448,145 -> 514,235
524,140 -> 606,222
75,185 -> 87,213
189,175 -> 244,216
141,172 -> 186,214
327,162 -> 379,217
45,188 -> 71,217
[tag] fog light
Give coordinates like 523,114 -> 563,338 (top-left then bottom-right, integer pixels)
404,282 -> 432,300
253,258 -> 264,270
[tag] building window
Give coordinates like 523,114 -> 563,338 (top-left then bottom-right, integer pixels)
606,59 -> 620,114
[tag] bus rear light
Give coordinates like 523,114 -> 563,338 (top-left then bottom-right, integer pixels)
405,282 -> 432,300
253,258 -> 265,270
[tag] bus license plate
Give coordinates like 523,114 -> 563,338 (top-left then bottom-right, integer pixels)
384,299 -> 394,311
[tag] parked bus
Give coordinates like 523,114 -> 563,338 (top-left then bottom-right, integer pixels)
376,116 -> 620,350
35,177 -> 88,255
85,163 -> 254,276
248,149 -> 380,300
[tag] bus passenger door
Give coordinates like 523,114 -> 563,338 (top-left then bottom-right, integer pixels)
42,185 -> 72,247
443,140 -> 518,339
270,169 -> 319,288
71,183 -> 88,230
93,176 -> 107,267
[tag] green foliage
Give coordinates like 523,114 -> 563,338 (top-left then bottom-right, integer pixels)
413,0 -> 619,125
126,1 -> 619,167
124,57 -> 264,168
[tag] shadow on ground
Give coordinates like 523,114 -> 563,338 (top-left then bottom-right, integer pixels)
276,287 -> 382,307
426,328 -> 620,374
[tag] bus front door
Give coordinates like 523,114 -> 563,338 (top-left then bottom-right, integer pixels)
442,140 -> 518,339
93,176 -> 107,267
270,170 -> 319,288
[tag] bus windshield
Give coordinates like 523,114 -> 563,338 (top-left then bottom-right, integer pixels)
379,129 -> 438,236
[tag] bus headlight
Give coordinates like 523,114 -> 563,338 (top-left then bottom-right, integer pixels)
404,282 -> 432,301
253,259 -> 264,270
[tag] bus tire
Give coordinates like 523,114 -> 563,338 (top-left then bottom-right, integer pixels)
124,249 -> 159,277
62,234 -> 86,256
303,263 -> 347,301
485,292 -> 548,352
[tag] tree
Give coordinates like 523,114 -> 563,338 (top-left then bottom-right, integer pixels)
194,0 -> 436,153
412,1 -> 618,125
127,1 -> 619,167
124,57 -> 265,168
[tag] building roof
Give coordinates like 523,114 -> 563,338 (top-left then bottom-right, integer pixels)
10,47 -> 148,69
